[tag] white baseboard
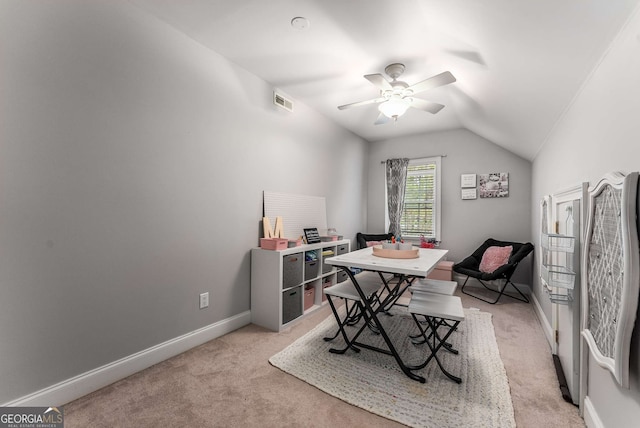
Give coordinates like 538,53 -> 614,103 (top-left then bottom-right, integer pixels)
531,291 -> 554,349
583,396 -> 604,428
3,311 -> 251,407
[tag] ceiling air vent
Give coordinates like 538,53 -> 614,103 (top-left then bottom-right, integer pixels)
273,91 -> 293,112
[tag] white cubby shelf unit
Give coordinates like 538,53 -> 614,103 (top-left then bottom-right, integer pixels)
251,239 -> 350,332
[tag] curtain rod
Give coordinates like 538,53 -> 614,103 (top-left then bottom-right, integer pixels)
380,155 -> 447,164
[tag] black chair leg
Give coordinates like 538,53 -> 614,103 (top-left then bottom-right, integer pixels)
460,276 -> 530,304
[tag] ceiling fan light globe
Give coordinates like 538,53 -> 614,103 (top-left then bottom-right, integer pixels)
378,98 -> 410,118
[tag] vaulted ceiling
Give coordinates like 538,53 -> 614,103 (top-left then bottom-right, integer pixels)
130,0 -> 640,160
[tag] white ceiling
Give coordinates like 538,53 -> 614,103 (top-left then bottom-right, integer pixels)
130,0 -> 639,160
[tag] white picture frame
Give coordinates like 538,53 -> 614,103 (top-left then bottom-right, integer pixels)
461,188 -> 477,200
460,173 -> 477,188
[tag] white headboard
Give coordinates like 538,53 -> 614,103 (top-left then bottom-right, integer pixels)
581,171 -> 640,389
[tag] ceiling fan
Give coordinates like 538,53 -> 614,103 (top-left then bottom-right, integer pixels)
338,63 -> 456,125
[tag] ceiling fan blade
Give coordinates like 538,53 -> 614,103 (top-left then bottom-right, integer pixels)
337,97 -> 385,110
407,71 -> 456,95
364,74 -> 393,91
374,113 -> 392,125
410,98 -> 445,114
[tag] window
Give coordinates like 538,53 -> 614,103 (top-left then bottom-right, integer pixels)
400,157 -> 441,240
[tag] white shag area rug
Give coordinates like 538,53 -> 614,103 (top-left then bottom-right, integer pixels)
269,307 -> 516,428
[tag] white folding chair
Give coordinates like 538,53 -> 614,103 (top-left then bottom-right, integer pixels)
409,278 -> 458,295
322,272 -> 390,346
407,291 -> 465,383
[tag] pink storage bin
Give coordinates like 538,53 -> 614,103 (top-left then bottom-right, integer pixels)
304,286 -> 315,310
260,238 -> 288,250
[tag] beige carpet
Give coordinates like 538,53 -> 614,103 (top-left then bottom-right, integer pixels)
64,289 -> 586,427
270,307 -> 515,428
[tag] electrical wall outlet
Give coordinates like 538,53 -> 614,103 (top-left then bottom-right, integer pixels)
199,292 -> 209,309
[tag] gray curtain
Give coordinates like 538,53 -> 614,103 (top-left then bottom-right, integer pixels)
385,158 -> 409,237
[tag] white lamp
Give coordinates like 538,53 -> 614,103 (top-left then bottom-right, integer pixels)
378,97 -> 411,119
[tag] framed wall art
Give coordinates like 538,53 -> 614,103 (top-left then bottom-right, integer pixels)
479,172 -> 509,198
460,173 -> 477,188
461,188 -> 477,200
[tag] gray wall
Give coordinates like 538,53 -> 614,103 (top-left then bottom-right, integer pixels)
531,6 -> 640,426
0,1 -> 368,404
367,129 -> 533,282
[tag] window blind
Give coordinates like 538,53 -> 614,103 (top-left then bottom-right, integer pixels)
400,158 -> 439,239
